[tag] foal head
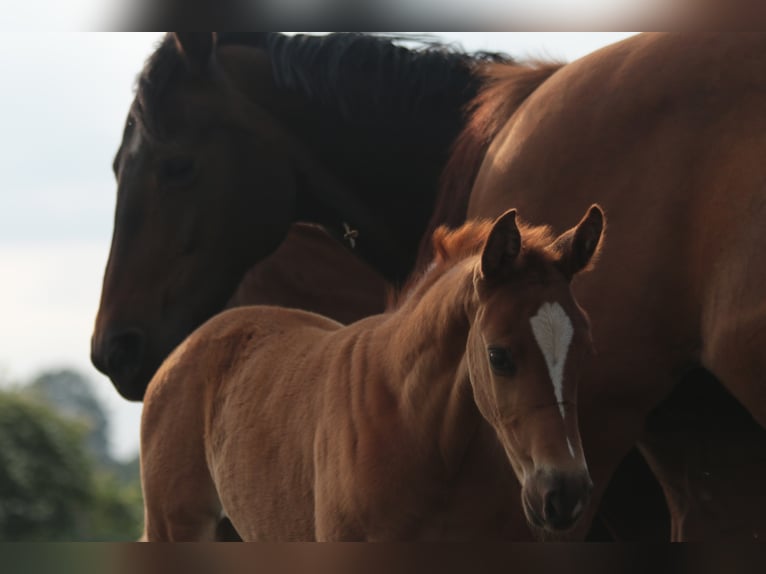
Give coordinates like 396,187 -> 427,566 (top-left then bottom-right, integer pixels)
461,205 -> 604,534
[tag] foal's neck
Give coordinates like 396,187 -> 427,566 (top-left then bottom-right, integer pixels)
377,260 -> 480,469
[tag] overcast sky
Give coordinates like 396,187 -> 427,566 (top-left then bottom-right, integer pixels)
0,32 -> 636,461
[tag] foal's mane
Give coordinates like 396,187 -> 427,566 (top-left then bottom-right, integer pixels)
135,32 -> 510,139
389,218 -> 558,310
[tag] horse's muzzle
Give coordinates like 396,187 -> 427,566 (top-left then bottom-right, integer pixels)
523,469 -> 592,532
91,328 -> 147,401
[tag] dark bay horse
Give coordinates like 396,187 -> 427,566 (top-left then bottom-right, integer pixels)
92,32 -> 537,402
448,32 -> 766,540
140,207 -> 605,541
224,223 -> 386,325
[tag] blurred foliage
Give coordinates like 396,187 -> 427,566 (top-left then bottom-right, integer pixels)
27,370 -> 111,466
87,467 -> 144,541
0,391 -> 93,540
0,369 -> 143,541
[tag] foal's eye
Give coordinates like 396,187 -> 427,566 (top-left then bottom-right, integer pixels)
488,347 -> 516,376
158,156 -> 196,185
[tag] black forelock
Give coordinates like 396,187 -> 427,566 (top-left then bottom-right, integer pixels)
134,34 -> 188,139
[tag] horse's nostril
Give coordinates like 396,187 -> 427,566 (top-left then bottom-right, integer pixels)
540,476 -> 591,530
543,488 -> 566,526
104,330 -> 145,381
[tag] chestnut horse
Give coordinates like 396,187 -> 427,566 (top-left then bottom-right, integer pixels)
91,32 -> 523,402
140,207 -> 605,541
446,33 -> 766,540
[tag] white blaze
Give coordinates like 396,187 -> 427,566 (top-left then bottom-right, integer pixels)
529,301 -> 574,421
566,438 -> 575,458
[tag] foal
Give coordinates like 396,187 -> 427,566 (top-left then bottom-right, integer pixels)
140,206 -> 605,541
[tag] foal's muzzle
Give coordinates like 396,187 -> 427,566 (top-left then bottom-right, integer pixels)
523,470 -> 593,532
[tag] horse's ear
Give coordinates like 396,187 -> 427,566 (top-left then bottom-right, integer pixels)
173,33 -> 217,74
481,209 -> 521,280
551,204 -> 605,279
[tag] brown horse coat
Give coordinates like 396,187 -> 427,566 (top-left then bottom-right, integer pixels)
461,32 -> 766,540
140,208 -> 604,541
226,224 -> 387,324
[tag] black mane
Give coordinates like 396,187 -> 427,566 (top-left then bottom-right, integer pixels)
132,33 -> 514,282
225,33 -> 510,125
136,32 -> 510,136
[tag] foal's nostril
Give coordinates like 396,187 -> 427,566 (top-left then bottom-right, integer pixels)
525,470 -> 592,532
543,488 -> 567,526
542,478 -> 591,530
104,330 -> 145,381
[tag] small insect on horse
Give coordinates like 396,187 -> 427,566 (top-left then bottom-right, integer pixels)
92,32 -> 517,401
140,206 -> 605,541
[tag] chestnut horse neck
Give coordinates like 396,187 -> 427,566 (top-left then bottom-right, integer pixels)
417,61 -> 564,271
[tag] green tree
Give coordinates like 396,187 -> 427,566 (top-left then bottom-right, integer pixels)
86,469 -> 144,541
26,369 -> 111,466
0,369 -> 145,541
0,390 -> 93,540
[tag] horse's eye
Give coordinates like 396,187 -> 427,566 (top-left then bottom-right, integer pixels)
159,156 -> 196,185
488,347 -> 516,376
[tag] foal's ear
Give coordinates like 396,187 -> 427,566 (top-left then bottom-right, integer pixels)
481,209 -> 521,280
550,204 -> 605,279
173,33 -> 217,74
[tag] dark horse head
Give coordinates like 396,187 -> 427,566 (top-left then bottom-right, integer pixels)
92,32 -> 505,400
